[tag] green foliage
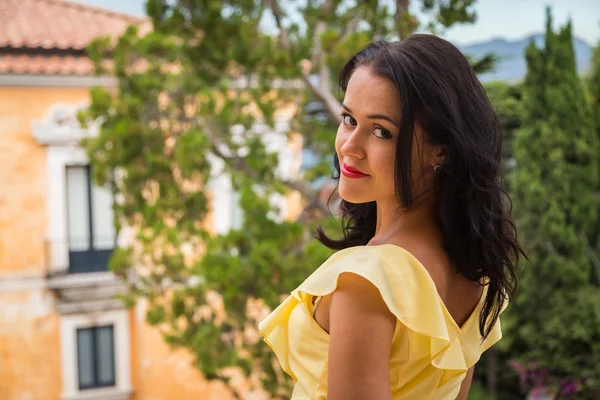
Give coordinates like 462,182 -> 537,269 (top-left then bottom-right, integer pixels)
587,40 -> 600,268
468,53 -> 499,75
507,8 -> 600,398
484,81 -> 523,165
468,381 -> 496,400
588,42 -> 600,105
81,0 -> 482,398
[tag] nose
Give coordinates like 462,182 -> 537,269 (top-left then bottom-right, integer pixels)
339,126 -> 366,160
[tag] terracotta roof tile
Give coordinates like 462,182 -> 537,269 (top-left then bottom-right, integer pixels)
0,0 -> 146,50
0,54 -> 96,75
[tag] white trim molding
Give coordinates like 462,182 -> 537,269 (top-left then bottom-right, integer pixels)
0,74 -> 117,88
59,309 -> 133,400
63,388 -> 132,400
32,103 -> 100,275
47,271 -> 127,315
0,276 -> 47,292
44,145 -> 89,274
48,271 -> 120,290
32,102 -> 101,147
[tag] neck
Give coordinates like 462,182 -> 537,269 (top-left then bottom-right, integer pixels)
373,194 -> 439,242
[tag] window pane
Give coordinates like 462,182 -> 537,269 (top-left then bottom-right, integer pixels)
91,183 -> 115,250
66,167 -> 90,251
96,326 -> 115,385
77,328 -> 95,388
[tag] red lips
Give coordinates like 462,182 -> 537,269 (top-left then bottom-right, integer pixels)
341,163 -> 369,179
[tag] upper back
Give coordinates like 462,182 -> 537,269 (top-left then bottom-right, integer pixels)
385,239 -> 484,329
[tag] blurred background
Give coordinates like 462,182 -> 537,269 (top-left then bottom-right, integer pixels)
0,0 -> 599,399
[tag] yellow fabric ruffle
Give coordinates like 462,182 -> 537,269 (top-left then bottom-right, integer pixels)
258,244 -> 505,399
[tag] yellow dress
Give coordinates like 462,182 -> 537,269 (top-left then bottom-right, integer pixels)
258,244 -> 505,399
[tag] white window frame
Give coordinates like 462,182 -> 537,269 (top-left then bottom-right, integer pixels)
32,103 -> 124,275
59,310 -> 132,400
33,103 -> 132,400
48,146 -> 90,273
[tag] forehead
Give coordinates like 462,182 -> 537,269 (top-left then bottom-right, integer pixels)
344,66 -> 400,115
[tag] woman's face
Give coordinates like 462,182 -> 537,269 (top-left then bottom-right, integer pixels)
335,66 -> 442,207
335,66 -> 402,205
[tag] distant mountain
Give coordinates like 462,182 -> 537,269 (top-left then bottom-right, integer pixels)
455,34 -> 594,82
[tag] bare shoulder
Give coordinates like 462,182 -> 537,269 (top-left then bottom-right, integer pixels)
332,271 -> 396,326
313,256 -> 397,334
327,272 -> 396,400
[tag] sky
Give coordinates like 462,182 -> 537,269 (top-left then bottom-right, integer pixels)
71,0 -> 600,45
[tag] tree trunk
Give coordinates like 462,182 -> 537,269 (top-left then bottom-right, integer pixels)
486,348 -> 498,397
395,0 -> 411,39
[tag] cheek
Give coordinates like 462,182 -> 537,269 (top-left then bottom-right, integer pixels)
334,127 -> 345,157
374,148 -> 397,188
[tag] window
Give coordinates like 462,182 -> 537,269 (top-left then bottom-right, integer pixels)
59,310 -> 132,398
66,166 -> 115,273
76,325 -> 116,390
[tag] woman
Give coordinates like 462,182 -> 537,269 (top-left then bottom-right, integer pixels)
259,35 -> 523,400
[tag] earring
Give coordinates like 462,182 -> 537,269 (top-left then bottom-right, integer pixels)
433,165 -> 442,173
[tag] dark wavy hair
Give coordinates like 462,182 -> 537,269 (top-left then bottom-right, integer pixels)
317,35 -> 524,339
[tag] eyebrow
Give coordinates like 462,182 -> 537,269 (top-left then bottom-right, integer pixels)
342,103 -> 400,128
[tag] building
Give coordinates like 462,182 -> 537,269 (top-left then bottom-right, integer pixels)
0,1 -> 301,399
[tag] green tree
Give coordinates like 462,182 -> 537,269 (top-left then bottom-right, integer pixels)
508,8 -> 600,398
81,1 -> 486,398
587,39 -> 600,276
484,81 -> 522,165
588,38 -> 600,111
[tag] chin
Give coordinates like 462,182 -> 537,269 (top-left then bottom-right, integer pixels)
338,180 -> 373,204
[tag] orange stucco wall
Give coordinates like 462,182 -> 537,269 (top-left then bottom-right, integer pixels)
0,289 -> 62,400
129,302 -> 235,400
0,85 -> 89,400
0,86 -> 91,279
0,84 -> 242,400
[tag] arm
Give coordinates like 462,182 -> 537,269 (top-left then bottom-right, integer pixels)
327,272 -> 397,400
455,366 -> 474,400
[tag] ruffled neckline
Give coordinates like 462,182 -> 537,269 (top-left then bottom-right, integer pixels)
334,244 -> 488,333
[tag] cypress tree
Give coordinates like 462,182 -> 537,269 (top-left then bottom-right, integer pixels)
587,40 -> 600,266
508,8 -> 600,397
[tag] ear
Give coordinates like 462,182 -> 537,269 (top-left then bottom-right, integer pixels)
430,144 -> 449,167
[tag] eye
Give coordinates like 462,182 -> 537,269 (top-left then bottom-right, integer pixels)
340,112 -> 356,126
373,127 -> 392,140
